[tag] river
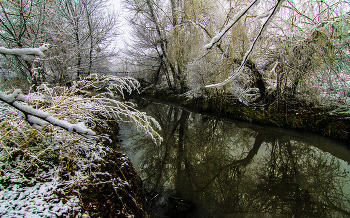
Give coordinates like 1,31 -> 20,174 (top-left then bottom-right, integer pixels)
119,98 -> 350,218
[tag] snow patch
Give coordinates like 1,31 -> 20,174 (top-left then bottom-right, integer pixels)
0,173 -> 80,217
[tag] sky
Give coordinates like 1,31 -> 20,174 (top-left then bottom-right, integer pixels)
111,0 -> 122,12
109,0 -> 133,71
111,0 -> 130,49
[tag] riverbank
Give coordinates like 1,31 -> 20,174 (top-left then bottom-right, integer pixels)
141,87 -> 350,146
0,119 -> 148,218
0,79 -> 150,218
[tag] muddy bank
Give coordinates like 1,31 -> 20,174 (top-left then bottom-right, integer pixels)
78,150 -> 147,218
141,88 -> 350,146
80,120 -> 149,218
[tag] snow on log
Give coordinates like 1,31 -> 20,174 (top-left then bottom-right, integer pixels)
0,89 -> 27,103
0,43 -> 49,58
0,89 -> 96,136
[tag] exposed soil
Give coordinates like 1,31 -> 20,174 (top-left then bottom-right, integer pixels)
78,119 -> 149,217
78,150 -> 148,218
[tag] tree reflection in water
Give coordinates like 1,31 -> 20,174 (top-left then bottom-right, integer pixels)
119,100 -> 350,218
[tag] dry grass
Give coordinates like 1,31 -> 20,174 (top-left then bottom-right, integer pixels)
0,75 -> 162,179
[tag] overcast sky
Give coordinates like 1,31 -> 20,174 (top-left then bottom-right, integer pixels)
110,0 -> 130,51
109,0 -> 132,70
111,0 -> 122,11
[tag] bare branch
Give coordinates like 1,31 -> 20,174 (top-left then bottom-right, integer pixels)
204,0 -> 260,49
206,0 -> 286,88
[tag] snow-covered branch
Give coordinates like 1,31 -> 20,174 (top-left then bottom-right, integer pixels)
0,44 -> 92,134
0,89 -> 95,136
0,43 -> 50,58
206,0 -> 286,88
204,0 -> 260,49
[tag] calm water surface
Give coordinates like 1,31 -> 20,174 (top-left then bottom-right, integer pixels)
119,99 -> 350,218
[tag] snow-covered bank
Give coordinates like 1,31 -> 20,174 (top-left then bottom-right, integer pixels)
0,77 -> 161,217
0,145 -> 146,217
0,169 -> 80,217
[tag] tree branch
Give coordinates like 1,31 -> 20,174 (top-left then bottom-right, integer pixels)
205,0 -> 286,88
0,43 -> 49,58
204,0 -> 260,49
0,44 -> 94,136
0,89 -> 95,136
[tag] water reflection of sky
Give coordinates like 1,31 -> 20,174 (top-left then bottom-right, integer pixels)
119,100 -> 350,218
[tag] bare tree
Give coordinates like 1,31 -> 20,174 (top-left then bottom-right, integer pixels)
0,0 -> 47,85
52,0 -> 119,80
0,0 -> 119,86
123,0 -> 349,108
125,0 -> 199,93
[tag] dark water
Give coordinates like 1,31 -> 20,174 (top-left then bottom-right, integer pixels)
119,99 -> 350,218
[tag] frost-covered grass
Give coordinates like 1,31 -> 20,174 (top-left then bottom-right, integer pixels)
0,75 -> 162,217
